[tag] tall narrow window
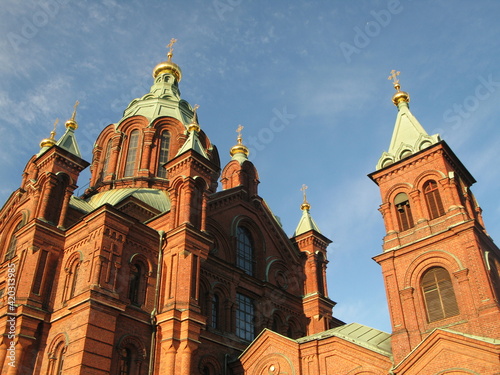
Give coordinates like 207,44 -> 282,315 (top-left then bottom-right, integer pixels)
237,227 -> 254,276
394,193 -> 414,231
129,263 -> 142,306
101,139 -> 113,179
422,267 -> 459,322
211,294 -> 220,329
32,250 -> 49,295
4,221 -> 23,261
69,261 -> 80,299
236,293 -> 255,341
424,180 -> 445,219
124,130 -> 139,177
157,131 -> 170,178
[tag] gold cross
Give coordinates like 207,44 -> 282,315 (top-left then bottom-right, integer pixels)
167,38 -> 177,61
71,100 -> 79,121
301,184 -> 308,201
236,124 -> 244,138
388,70 -> 400,85
52,118 -> 59,132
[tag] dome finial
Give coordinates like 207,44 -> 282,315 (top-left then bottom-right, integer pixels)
40,118 -> 59,148
188,104 -> 201,132
230,124 -> 250,157
65,100 -> 79,130
167,38 -> 177,62
300,184 -> 311,211
152,38 -> 183,81
388,69 -> 410,106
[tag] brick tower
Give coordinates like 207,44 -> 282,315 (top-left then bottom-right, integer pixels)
369,72 -> 500,369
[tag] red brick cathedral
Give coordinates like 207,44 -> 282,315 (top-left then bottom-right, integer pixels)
0,48 -> 499,374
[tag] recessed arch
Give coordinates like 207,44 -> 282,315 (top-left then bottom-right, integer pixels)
403,250 -> 465,289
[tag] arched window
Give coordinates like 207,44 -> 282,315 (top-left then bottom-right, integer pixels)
211,294 -> 220,329
124,130 -> 139,177
424,180 -> 445,219
47,337 -> 67,375
236,227 -> 254,276
128,262 -> 144,306
4,220 -> 23,261
421,267 -> 459,322
394,193 -> 414,231
118,347 -> 132,375
235,293 -> 255,341
69,260 -> 80,300
157,131 -> 170,178
101,139 -> 113,179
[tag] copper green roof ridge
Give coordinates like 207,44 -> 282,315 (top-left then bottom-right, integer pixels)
176,129 -> 209,159
377,101 -> 440,170
56,127 -> 82,158
294,208 -> 321,236
296,322 -> 392,357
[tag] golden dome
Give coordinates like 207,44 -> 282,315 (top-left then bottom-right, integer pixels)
40,118 -> 58,148
392,88 -> 410,106
40,133 -> 56,148
388,70 -> 410,106
65,100 -> 79,130
65,119 -> 78,130
230,125 -> 249,157
230,142 -> 250,157
300,201 -> 311,211
152,60 -> 182,81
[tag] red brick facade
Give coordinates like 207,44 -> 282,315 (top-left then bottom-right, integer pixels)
0,58 -> 499,374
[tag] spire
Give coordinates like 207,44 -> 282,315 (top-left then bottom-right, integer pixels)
376,70 -> 440,170
152,38 -> 182,81
294,185 -> 321,236
56,101 -> 83,157
230,124 -> 250,163
176,104 -> 208,158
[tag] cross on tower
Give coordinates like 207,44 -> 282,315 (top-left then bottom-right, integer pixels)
301,184 -> 308,202
388,69 -> 400,85
236,124 -> 244,138
71,100 -> 79,121
167,38 -> 177,61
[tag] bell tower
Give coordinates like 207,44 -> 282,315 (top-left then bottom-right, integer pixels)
369,71 -> 500,364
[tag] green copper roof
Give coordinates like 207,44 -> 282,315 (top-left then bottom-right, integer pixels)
176,130 -> 209,159
294,208 -> 321,236
70,188 -> 170,213
120,72 -> 195,127
297,322 -> 392,357
56,127 -> 82,158
377,101 -> 440,170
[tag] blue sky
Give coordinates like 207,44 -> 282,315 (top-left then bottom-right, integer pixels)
1,0 -> 500,333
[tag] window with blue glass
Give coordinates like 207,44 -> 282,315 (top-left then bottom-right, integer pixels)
236,293 -> 255,341
236,227 -> 254,276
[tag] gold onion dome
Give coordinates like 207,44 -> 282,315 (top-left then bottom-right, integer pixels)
188,104 -> 201,132
40,119 -> 58,148
65,100 -> 79,130
230,125 -> 250,157
388,69 -> 410,106
153,38 -> 182,82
